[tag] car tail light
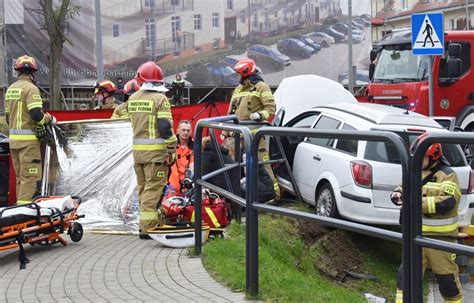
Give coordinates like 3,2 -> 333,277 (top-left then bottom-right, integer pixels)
469,169 -> 474,193
351,160 -> 372,188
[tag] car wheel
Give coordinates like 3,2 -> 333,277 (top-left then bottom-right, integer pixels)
315,183 -> 338,218
272,61 -> 283,70
322,41 -> 329,47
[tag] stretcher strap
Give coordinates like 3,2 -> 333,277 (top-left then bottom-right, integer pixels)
17,233 -> 29,270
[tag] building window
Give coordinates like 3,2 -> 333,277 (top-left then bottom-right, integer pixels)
171,16 -> 181,42
194,14 -> 202,30
145,18 -> 155,48
227,0 -> 233,10
145,0 -> 156,7
171,0 -> 180,6
212,12 -> 219,28
240,11 -> 246,23
113,24 -> 120,37
253,10 -> 258,28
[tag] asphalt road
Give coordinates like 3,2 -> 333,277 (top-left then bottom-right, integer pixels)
259,28 -> 372,85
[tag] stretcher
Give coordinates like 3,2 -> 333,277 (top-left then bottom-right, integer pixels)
0,196 -> 84,269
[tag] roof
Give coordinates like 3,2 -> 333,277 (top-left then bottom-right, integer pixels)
315,103 -> 444,129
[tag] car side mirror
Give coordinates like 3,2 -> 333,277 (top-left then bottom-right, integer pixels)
448,58 -> 462,78
448,43 -> 461,58
369,63 -> 375,81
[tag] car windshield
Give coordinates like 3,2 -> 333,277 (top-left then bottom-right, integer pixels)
296,40 -> 306,47
269,49 -> 281,57
373,49 -> 429,83
364,131 -> 466,167
220,66 -> 235,76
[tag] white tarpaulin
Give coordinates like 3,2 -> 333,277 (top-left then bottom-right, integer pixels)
274,75 -> 358,125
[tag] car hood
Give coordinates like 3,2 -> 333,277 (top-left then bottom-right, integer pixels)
274,75 -> 358,124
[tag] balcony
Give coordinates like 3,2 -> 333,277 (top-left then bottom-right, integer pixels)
142,0 -> 194,15
143,31 -> 195,60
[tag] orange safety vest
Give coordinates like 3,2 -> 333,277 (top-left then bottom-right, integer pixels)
169,140 -> 194,193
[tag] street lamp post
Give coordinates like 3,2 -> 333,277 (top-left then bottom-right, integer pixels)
95,0 -> 104,81
348,0 -> 354,93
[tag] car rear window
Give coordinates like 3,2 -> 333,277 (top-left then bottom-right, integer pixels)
364,132 -> 466,167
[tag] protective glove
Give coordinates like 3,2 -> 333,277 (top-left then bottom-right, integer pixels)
390,192 -> 403,206
249,112 -> 261,121
35,123 -> 46,139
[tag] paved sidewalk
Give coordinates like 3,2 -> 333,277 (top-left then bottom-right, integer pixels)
0,234 -> 246,303
428,281 -> 474,302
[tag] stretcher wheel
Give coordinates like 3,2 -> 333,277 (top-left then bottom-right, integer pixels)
70,222 -> 83,242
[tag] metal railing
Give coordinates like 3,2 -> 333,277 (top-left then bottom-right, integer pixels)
193,118 -> 474,302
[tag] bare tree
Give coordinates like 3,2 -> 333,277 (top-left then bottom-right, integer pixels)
37,0 -> 80,109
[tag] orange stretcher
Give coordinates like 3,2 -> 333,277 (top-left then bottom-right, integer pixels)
0,196 -> 84,269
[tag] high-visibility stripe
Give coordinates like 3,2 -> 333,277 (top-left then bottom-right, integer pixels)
444,298 -> 463,303
16,101 -> 22,129
148,115 -> 155,139
16,200 -> 31,205
232,92 -> 260,98
204,207 -> 221,228
422,222 -> 458,233
10,129 -> 35,135
395,289 -> 403,303
132,144 -> 167,151
441,181 -> 462,196
260,91 -> 273,98
164,135 -> 177,145
157,112 -> 172,119
9,134 -> 38,140
27,102 -> 42,110
423,215 -> 458,226
133,138 -> 165,144
140,211 -> 157,220
427,197 -> 436,214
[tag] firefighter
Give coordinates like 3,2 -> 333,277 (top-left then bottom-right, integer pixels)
93,80 -> 119,110
223,58 -> 280,199
168,120 -> 194,194
171,73 -> 185,106
128,61 -> 177,239
392,133 -> 463,303
5,55 -> 55,204
111,78 -> 140,119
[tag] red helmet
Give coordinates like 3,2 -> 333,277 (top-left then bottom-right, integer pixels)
410,133 -> 443,161
233,58 -> 256,78
94,80 -> 117,95
124,79 -> 140,95
14,55 -> 38,72
136,61 -> 164,84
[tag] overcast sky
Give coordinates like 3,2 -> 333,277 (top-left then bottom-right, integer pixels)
340,0 -> 371,16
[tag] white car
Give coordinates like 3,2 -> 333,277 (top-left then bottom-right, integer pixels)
271,102 -> 474,226
309,32 -> 335,47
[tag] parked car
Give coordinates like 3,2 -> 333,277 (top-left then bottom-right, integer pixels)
295,36 -> 321,52
206,62 -> 239,86
340,19 -> 365,30
332,23 -> 365,39
338,70 -> 370,85
323,26 -> 345,43
271,101 -> 474,226
221,56 -> 239,68
247,45 -> 291,70
310,32 -> 335,47
277,38 -> 314,58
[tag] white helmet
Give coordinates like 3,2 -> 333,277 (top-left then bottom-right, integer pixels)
255,66 -> 262,77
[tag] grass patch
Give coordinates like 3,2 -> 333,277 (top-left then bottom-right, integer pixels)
202,206 -> 401,302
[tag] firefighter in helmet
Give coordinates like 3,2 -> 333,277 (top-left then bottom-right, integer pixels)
223,58 -> 280,200
111,78 -> 140,119
5,55 -> 56,204
94,80 -> 119,110
392,133 -> 463,303
128,61 -> 177,239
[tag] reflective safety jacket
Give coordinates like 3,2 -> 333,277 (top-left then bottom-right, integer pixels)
395,162 -> 461,237
169,138 -> 194,192
127,90 -> 177,164
5,75 -> 50,149
228,80 -> 276,122
111,102 -> 129,119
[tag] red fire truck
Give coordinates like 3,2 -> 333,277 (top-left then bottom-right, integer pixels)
367,29 -> 474,131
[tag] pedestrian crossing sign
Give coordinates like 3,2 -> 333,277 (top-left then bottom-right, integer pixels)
412,12 -> 444,55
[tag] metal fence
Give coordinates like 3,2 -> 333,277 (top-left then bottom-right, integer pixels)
193,117 -> 474,302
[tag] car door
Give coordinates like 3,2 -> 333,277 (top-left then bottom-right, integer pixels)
293,115 -> 342,201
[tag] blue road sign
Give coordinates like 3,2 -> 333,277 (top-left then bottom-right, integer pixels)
411,13 -> 444,55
